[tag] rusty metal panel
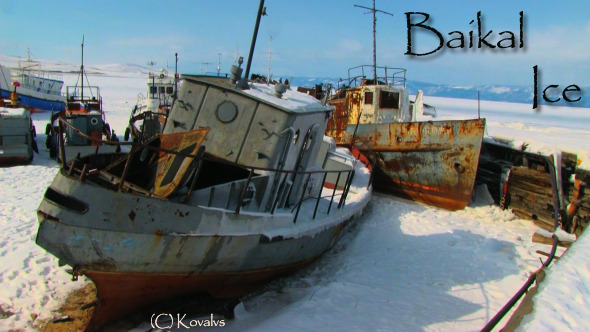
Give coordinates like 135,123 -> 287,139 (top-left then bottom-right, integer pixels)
153,128 -> 209,198
325,97 -> 349,144
353,119 -> 486,210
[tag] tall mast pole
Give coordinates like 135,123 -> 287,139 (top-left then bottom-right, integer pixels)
238,0 -> 266,89
354,0 -> 392,84
81,35 -> 84,100
174,52 -> 178,99
267,36 -> 272,83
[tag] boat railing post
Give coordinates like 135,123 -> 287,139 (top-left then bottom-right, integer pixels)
235,169 -> 254,214
312,172 -> 328,219
367,161 -> 374,189
403,69 -> 407,87
183,146 -> 206,203
119,145 -> 139,191
338,170 -> 355,209
68,158 -> 77,176
293,173 -> 311,224
58,120 -> 66,169
344,170 -> 355,205
208,187 -> 216,207
226,183 -> 235,210
79,163 -> 88,181
327,171 -> 342,215
271,171 -> 289,215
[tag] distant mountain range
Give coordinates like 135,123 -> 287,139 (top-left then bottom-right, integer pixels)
288,77 -> 589,108
2,51 -> 586,108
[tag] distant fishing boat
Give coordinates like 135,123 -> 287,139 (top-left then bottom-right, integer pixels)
45,38 -> 118,160
35,2 -> 372,330
0,55 -> 66,113
124,58 -> 179,143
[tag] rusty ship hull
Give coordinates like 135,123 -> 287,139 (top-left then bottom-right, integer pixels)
326,81 -> 486,210
352,119 -> 486,210
324,63 -> 487,210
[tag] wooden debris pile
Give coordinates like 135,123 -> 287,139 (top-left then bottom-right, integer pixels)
477,140 -> 589,238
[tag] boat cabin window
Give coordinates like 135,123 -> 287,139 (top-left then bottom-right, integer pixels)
364,92 -> 373,105
166,87 -> 174,94
380,91 -> 400,109
150,86 -> 157,95
159,87 -> 165,94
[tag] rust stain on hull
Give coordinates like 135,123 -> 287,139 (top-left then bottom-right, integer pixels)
327,107 -> 485,210
153,128 -> 209,197
0,156 -> 32,165
82,257 -> 318,331
363,119 -> 485,210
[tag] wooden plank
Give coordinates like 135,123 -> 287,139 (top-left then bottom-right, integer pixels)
511,208 -> 556,231
509,200 -> 554,221
532,233 -> 572,248
508,167 -> 553,196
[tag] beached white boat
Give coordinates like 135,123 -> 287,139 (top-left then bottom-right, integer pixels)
35,4 -> 372,327
36,71 -> 372,330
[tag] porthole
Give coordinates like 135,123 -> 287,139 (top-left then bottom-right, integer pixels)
216,101 -> 238,123
90,118 -> 99,125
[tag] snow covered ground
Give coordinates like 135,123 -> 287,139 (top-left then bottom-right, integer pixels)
1,54 -> 589,331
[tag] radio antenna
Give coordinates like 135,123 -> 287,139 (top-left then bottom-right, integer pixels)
266,35 -> 279,83
354,0 -> 393,84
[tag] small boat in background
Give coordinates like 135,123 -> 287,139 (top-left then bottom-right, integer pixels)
124,62 -> 178,143
0,96 -> 38,165
45,39 -> 118,160
0,51 -> 65,113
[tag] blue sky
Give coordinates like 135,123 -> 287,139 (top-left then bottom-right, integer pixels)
1,0 -> 589,87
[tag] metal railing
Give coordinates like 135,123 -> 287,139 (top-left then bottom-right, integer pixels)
338,65 -> 407,89
56,118 -> 359,224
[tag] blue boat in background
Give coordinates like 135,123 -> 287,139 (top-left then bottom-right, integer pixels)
0,59 -> 65,112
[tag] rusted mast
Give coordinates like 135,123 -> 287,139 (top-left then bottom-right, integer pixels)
354,0 -> 392,84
